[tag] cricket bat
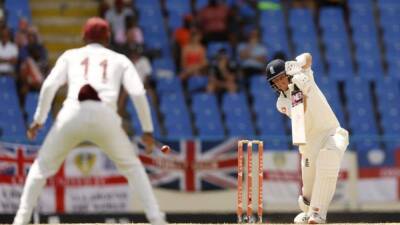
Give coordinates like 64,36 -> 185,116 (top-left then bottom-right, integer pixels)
289,83 -> 307,145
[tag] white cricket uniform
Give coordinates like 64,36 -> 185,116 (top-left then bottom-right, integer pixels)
13,44 -> 165,225
276,67 -> 349,220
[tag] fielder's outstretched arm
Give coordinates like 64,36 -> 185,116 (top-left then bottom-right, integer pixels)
34,53 -> 68,125
122,57 -> 153,133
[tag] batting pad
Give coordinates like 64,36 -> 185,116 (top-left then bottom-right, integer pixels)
309,148 -> 343,219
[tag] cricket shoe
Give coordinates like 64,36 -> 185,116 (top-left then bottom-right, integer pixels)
308,212 -> 326,224
149,215 -> 168,225
294,212 -> 309,224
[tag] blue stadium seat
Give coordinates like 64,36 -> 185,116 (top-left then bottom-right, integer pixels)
327,58 -> 354,80
225,119 -> 255,137
263,137 -> 289,150
256,114 -> 286,136
263,35 -> 290,57
164,121 -> 193,138
126,96 -> 162,137
387,56 -> 400,76
377,0 -> 400,11
156,77 -> 183,94
357,57 -> 384,80
252,94 -> 276,115
191,93 -> 218,111
347,0 -> 373,11
355,138 -> 381,152
289,8 -> 313,24
159,92 -> 193,138
0,84 -> 27,142
152,58 -> 176,75
260,10 -> 285,27
195,0 -> 209,10
350,7 -> 375,25
0,76 -> 16,91
187,76 -> 209,93
319,8 -> 345,30
4,0 -> 31,30
135,0 -> 160,7
166,0 -> 190,15
375,77 -> 400,105
195,120 -> 225,139
191,94 -> 225,139
382,24 -> 400,43
345,78 -> 378,134
222,92 -> 254,137
168,13 -> 183,31
249,76 -> 271,95
160,92 -> 186,111
324,40 -> 352,60
260,10 -> 289,56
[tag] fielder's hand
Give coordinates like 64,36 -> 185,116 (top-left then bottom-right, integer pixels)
142,132 -> 155,154
27,122 -> 42,141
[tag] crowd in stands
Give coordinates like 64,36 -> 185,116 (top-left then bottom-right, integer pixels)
100,0 -> 269,98
1,0 -> 399,151
0,1 -> 48,128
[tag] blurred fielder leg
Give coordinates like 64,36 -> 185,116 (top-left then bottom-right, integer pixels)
85,102 -> 165,225
13,104 -> 84,225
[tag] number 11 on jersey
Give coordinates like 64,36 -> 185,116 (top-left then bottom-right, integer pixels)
81,57 -> 108,83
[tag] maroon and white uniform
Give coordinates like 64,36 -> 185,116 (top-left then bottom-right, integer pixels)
13,43 -> 165,225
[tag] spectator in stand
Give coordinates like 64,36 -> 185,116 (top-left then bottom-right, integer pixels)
125,15 -> 143,46
207,48 -> 238,94
105,0 -> 134,46
26,28 -> 48,74
227,4 -> 243,50
114,15 -> 144,54
129,45 -> 152,86
0,2 -> 5,28
14,18 -> 29,47
174,15 -> 194,49
173,14 -> 195,71
0,27 -> 18,76
18,27 -> 48,107
238,29 -> 267,77
197,0 -> 229,43
98,0 -> 110,18
180,30 -> 208,81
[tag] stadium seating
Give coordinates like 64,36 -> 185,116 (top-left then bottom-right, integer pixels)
159,92 -> 193,138
24,92 -> 52,144
222,92 -> 255,137
126,95 -> 162,138
0,77 -> 27,143
2,0 -> 400,154
191,93 -> 225,139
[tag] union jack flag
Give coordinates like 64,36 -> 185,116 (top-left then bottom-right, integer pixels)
137,138 -> 239,192
0,143 -> 36,183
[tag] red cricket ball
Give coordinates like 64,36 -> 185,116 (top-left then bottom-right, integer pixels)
161,145 -> 171,154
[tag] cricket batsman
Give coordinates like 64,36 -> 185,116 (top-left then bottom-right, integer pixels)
13,17 -> 166,225
265,53 -> 349,224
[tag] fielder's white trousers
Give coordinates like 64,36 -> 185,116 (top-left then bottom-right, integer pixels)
13,101 -> 164,225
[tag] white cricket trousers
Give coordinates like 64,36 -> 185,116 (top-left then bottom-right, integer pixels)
13,101 -> 164,225
299,126 -> 349,219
